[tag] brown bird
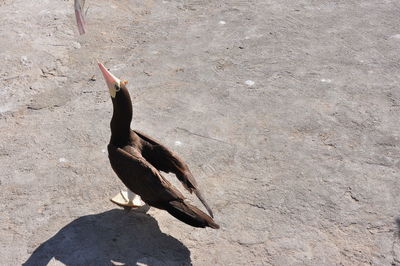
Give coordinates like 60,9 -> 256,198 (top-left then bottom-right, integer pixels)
98,62 -> 219,229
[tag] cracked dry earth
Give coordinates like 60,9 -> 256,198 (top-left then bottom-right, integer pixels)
1,0 -> 400,265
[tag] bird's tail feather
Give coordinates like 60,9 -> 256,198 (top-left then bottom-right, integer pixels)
194,189 -> 214,218
164,200 -> 219,229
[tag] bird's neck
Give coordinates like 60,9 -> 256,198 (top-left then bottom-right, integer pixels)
110,89 -> 133,145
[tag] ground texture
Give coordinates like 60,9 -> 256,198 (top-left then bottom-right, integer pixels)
1,0 -> 400,265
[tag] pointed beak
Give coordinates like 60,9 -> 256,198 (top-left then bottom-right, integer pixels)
98,62 -> 121,98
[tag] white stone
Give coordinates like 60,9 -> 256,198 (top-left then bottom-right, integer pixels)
174,140 -> 183,146
20,56 -> 29,66
72,41 -> 81,49
245,80 -> 255,86
320,78 -> 332,83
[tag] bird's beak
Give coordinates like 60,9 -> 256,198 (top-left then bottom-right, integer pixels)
98,62 -> 121,98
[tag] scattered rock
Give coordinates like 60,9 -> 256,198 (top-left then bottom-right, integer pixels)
72,41 -> 81,49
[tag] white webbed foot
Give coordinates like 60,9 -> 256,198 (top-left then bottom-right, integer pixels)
110,189 -> 145,209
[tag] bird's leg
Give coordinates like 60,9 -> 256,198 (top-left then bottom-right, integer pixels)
110,188 -> 145,209
126,189 -> 144,206
126,189 -> 135,203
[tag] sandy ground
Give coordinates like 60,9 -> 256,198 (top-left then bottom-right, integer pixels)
1,0 -> 400,265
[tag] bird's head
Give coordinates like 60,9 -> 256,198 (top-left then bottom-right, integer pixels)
98,62 -> 128,98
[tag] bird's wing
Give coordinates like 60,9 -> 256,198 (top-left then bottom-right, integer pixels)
108,143 -> 185,205
108,143 -> 219,229
133,130 -> 198,189
133,130 -> 215,217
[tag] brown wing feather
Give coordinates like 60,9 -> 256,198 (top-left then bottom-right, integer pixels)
164,200 -> 219,229
108,143 -> 184,205
108,143 -> 218,228
133,130 -> 215,217
133,130 -> 198,190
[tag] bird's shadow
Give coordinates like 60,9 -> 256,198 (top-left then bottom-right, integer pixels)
23,208 -> 191,265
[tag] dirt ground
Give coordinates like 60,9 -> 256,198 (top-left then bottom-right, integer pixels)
1,0 -> 400,265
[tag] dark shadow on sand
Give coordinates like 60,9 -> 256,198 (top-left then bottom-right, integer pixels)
23,208 -> 191,265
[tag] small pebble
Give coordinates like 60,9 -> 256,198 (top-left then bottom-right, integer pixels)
245,80 -> 255,86
219,21 -> 226,25
174,141 -> 183,146
20,56 -> 29,66
72,41 -> 81,49
320,78 -> 332,83
59,158 -> 67,163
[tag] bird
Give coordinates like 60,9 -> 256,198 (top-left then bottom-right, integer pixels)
98,62 -> 219,229
74,0 -> 86,35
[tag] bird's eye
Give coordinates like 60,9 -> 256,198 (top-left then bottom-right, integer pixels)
114,84 -> 121,92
